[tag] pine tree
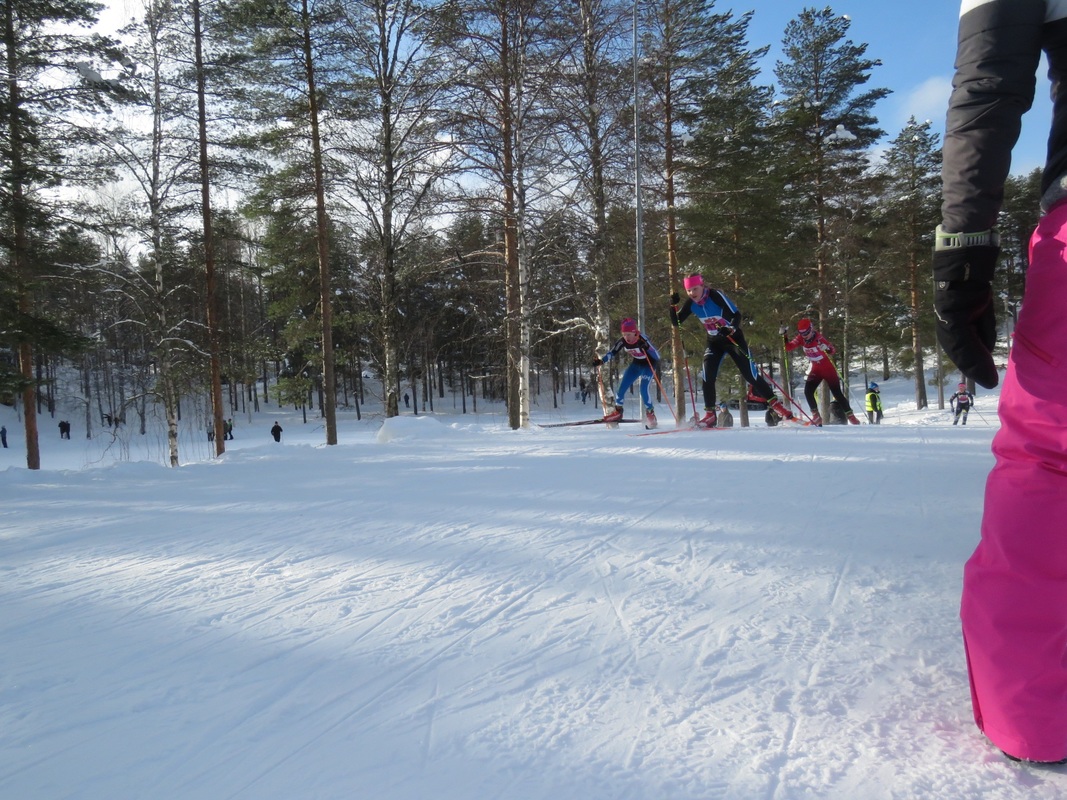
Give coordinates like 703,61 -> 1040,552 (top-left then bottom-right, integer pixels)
444,0 -> 565,429
998,169 -> 1041,342
771,7 -> 889,333
1,0 -> 134,468
217,0 -> 355,444
875,117 -> 941,409
641,0 -> 767,419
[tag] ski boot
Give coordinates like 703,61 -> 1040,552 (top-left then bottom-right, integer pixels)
768,398 -> 794,421
808,411 -> 823,427
603,405 -> 624,426
644,407 -> 658,430
846,412 -> 862,425
696,410 -> 717,429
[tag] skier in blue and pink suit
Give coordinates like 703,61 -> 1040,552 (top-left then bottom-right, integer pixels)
938,0 -> 1067,765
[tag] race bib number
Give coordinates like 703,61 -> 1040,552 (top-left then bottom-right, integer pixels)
702,316 -> 729,334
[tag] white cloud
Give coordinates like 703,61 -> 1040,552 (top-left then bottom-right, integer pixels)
891,76 -> 953,133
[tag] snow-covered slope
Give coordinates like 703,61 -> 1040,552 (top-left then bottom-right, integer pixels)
3,379 -> 1063,798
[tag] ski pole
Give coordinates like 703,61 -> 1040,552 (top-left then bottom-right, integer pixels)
970,403 -> 993,426
780,322 -> 794,403
671,299 -> 701,424
681,349 -> 700,424
649,363 -> 680,425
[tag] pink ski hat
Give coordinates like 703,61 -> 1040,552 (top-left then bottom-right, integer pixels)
683,274 -> 704,290
620,318 -> 638,333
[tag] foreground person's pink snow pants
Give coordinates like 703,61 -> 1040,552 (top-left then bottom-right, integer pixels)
961,200 -> 1067,762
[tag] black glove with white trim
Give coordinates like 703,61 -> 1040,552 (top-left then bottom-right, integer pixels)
933,240 -> 999,389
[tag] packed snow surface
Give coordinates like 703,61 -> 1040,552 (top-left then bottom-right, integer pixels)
2,379 -> 1065,799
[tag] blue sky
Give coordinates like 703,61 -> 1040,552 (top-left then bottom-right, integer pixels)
740,1 -> 1051,175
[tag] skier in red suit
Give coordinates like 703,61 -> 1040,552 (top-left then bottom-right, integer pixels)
782,318 -> 859,426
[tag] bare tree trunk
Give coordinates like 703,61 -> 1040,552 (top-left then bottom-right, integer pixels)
500,14 -> 522,430
908,252 -> 929,409
662,76 -> 686,422
192,0 -> 225,454
301,0 -> 337,444
82,355 -> 93,439
5,4 -> 39,468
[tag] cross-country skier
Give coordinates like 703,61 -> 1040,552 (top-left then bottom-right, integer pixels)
781,319 -> 860,425
865,382 -> 883,424
670,274 -> 793,427
594,318 -> 661,428
949,382 -> 975,426
938,0 -> 1067,765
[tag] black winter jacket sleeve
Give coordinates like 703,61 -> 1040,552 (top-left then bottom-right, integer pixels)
941,1 -> 1067,232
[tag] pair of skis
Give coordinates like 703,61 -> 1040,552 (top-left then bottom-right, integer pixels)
536,417 -> 643,428
538,362 -> 654,429
629,417 -> 728,437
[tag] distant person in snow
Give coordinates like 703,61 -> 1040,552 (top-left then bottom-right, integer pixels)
938,0 -> 1067,765
224,419 -> 234,440
865,383 -> 883,424
949,382 -> 975,426
594,318 -> 661,429
271,422 -> 283,442
781,319 -> 860,426
1,425 -> 7,448
715,401 -> 733,428
671,274 -> 793,427
58,420 -> 71,439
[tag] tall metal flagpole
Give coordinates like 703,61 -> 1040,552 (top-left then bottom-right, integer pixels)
633,0 -> 645,331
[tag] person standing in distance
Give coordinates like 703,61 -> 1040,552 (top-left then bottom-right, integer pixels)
936,0 -> 1067,765
865,382 -> 883,425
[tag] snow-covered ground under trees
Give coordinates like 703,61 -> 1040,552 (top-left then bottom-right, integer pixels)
2,376 -> 1065,799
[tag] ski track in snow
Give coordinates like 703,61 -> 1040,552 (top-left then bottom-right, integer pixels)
3,402 -> 1067,799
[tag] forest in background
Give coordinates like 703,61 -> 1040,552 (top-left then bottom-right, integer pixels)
1,0 -> 1040,468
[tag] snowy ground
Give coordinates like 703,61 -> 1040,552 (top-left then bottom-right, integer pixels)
2,377 -> 1065,799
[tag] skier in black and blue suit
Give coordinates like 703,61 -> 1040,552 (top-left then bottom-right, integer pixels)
670,273 -> 793,427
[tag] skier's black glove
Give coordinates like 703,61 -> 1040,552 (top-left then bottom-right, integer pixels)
933,245 -> 999,389
592,357 -> 603,368
670,292 -> 680,306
